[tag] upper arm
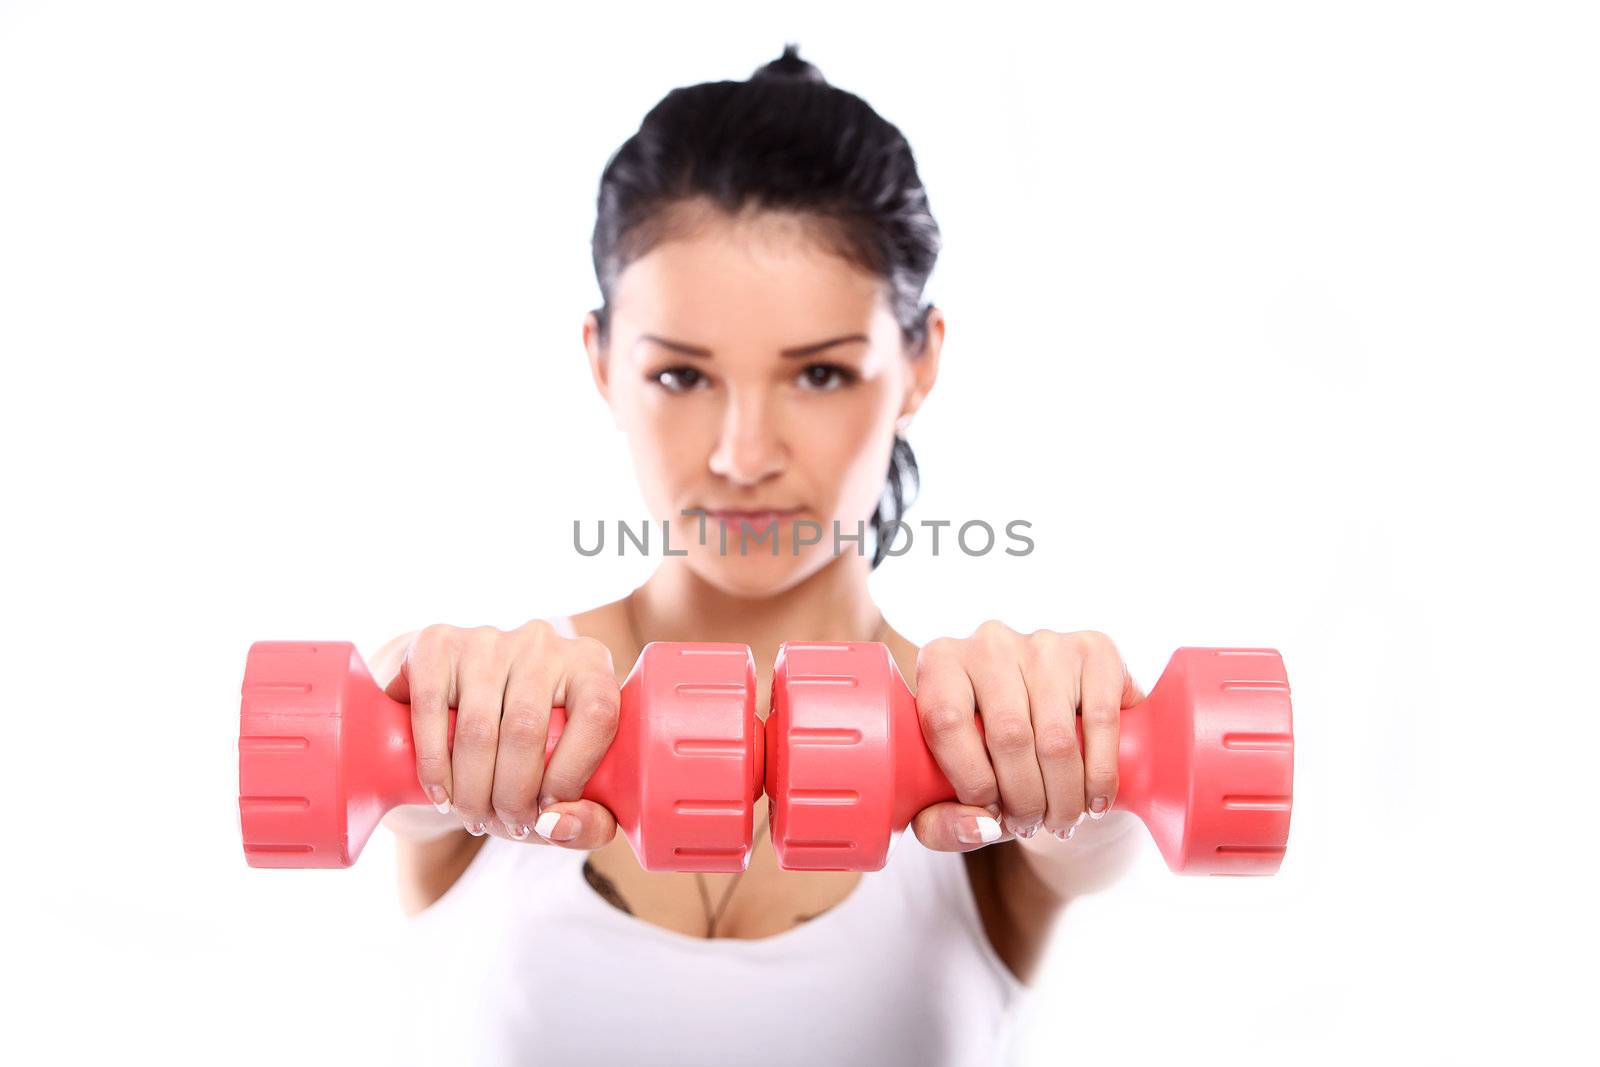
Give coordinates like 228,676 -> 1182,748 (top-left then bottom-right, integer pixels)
394,831 -> 485,917
966,842 -> 1068,987
969,818 -> 1145,985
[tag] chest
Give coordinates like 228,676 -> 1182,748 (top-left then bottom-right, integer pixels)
581,831 -> 865,940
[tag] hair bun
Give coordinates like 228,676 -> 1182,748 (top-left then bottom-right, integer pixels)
752,42 -> 827,84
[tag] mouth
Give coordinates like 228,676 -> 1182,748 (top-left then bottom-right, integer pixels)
702,507 -> 805,528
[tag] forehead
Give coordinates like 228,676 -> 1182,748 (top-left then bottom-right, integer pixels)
611,205 -> 891,344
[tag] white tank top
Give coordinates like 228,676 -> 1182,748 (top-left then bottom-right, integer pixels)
388,616 -> 1027,1066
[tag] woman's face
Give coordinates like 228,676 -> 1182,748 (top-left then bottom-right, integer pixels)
585,204 -> 941,597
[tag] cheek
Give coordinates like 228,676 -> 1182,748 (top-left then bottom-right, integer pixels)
627,394 -> 713,509
803,392 -> 897,512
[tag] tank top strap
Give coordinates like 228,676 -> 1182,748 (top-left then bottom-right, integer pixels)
541,614 -> 578,638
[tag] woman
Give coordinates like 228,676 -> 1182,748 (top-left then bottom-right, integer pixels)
370,44 -> 1145,1066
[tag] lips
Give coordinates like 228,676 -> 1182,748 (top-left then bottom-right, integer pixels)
703,508 -> 803,527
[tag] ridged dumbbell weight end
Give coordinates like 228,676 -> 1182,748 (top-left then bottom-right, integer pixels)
602,642 -> 764,873
767,641 -> 910,871
238,642 -> 379,868
1128,648 -> 1295,875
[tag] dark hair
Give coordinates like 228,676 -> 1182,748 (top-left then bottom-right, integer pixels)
590,43 -> 940,568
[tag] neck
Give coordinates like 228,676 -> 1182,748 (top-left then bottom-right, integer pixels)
630,551 -> 884,668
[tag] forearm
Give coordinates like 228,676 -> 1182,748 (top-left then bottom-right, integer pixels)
1013,810 -> 1144,899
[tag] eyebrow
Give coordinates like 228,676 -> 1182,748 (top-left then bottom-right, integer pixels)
636,333 -> 871,359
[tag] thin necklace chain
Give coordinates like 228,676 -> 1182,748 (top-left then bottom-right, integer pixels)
620,587 -> 889,938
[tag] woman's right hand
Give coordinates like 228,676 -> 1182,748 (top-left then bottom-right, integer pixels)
382,619 -> 623,848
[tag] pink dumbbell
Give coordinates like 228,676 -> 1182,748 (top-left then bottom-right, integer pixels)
238,640 -> 763,872
766,643 -> 1293,874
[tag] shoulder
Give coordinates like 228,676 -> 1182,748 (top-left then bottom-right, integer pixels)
561,604 -> 612,639
562,600 -> 638,674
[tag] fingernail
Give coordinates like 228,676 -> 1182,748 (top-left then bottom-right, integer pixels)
535,810 -> 578,843
985,803 -> 1002,818
538,794 -> 557,813
427,785 -> 451,814
465,819 -> 486,836
505,818 -> 530,840
1089,796 -> 1109,819
956,815 -> 1003,845
1052,824 -> 1078,842
1018,821 -> 1040,839
1074,811 -> 1088,828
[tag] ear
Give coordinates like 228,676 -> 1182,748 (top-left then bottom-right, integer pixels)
583,311 -> 624,429
896,305 -> 944,431
584,310 -> 610,396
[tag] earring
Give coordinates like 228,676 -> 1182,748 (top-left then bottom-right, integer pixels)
895,415 -> 913,435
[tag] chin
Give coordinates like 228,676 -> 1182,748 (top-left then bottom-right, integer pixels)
687,547 -> 826,599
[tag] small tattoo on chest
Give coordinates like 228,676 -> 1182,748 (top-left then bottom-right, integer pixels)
581,858 -> 634,916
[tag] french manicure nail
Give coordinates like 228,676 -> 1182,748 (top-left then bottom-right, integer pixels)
1089,796 -> 1109,819
1018,822 -> 1040,839
427,785 -> 451,814
507,820 -> 530,840
985,803 -> 1002,818
465,819 -> 486,836
956,815 -> 1003,845
535,810 -> 578,843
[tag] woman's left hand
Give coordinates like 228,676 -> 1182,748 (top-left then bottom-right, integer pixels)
910,621 -> 1146,850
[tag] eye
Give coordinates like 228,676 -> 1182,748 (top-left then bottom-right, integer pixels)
650,366 -> 709,394
797,363 -> 859,392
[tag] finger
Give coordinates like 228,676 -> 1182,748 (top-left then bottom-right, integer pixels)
489,651 -> 558,840
911,801 -> 1012,853
914,639 -> 1000,814
1020,636 -> 1085,835
1080,637 -> 1124,819
966,648 -> 1047,837
450,631 -> 511,835
390,626 -> 457,814
532,797 -> 619,851
537,642 -> 622,808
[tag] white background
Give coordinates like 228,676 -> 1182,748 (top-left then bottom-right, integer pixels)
2,2 -> 1596,1064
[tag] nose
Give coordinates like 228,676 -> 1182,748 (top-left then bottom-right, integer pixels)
707,389 -> 786,486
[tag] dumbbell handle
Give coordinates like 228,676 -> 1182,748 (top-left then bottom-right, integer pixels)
387,703 -> 572,809
346,668 -> 768,830
889,705 -> 1151,830
914,713 -> 1155,819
